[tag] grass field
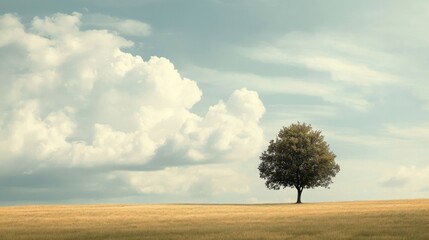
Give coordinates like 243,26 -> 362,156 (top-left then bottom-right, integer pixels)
0,199 -> 428,239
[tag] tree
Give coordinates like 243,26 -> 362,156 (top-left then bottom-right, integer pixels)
258,122 -> 340,204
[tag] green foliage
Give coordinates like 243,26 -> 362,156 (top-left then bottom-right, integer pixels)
258,122 -> 340,203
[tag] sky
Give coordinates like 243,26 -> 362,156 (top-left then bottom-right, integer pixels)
0,0 -> 428,205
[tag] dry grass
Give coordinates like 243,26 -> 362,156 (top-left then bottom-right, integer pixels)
0,199 -> 428,239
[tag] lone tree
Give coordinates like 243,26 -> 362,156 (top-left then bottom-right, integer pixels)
258,122 -> 340,204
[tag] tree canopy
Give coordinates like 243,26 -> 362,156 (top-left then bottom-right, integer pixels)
258,122 -> 340,203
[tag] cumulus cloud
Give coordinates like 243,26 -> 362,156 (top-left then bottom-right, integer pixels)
0,12 -> 265,173
154,88 -> 265,165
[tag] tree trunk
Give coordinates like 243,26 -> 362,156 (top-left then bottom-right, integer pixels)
296,188 -> 303,204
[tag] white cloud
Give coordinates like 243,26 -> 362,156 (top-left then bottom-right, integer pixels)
188,65 -> 373,111
148,88 -> 265,165
84,14 -> 151,37
242,32 -> 398,86
322,126 -> 429,178
31,12 -> 82,36
186,66 -> 336,97
168,88 -> 265,162
125,165 -> 250,196
381,166 -> 429,192
0,13 -> 265,170
0,100 -> 75,162
238,32 -> 402,110
386,124 -> 429,140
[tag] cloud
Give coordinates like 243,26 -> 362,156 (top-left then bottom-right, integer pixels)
381,166 -> 429,192
323,126 -> 429,162
0,12 -> 265,173
238,32 -> 402,110
386,124 -> 429,140
242,32 -> 398,86
147,88 -> 265,168
83,14 -> 151,37
124,165 -> 250,196
185,65 -> 374,112
186,66 -> 336,97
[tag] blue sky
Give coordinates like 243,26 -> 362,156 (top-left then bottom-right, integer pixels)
0,0 -> 428,205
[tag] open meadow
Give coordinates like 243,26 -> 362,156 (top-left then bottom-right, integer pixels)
0,199 -> 428,239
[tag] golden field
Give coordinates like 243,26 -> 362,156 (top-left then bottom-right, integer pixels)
0,199 -> 428,239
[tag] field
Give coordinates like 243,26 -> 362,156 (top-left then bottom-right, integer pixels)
0,199 -> 428,239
